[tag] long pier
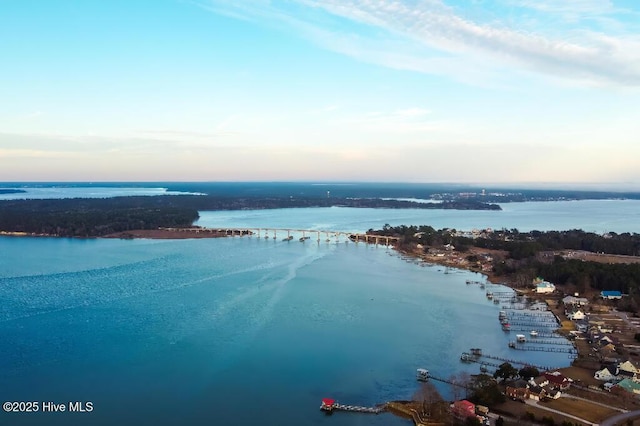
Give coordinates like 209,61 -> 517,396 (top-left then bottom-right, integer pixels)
163,227 -> 401,245
417,369 -> 471,389
320,399 -> 386,414
505,319 -> 559,327
507,329 -> 562,337
463,350 -> 561,371
509,343 -> 578,356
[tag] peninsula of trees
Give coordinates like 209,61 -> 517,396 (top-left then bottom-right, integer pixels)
0,195 -> 499,238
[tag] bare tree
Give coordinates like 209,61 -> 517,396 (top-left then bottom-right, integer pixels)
449,371 -> 472,401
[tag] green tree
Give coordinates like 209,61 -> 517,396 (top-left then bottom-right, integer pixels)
494,362 -> 518,382
469,374 -> 505,406
518,366 -> 540,380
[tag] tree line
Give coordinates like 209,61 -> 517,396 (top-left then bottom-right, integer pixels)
369,224 -> 640,297
0,196 -> 500,238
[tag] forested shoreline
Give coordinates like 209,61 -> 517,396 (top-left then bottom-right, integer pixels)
370,224 -> 640,304
0,195 -> 499,237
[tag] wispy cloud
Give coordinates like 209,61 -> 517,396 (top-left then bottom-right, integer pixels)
198,0 -> 640,87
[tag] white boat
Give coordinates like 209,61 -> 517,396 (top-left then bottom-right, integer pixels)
516,334 -> 526,342
530,330 -> 538,337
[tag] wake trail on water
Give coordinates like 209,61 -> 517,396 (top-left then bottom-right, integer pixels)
0,247 -> 307,323
195,248 -> 330,356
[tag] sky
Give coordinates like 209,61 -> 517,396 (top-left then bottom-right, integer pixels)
1,0 -> 639,187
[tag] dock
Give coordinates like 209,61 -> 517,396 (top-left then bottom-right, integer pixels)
417,369 -> 471,389
508,343 -> 578,357
320,398 -> 386,414
462,349 -> 561,371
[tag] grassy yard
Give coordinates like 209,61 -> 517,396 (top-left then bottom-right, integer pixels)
494,400 -> 588,426
542,398 -> 620,423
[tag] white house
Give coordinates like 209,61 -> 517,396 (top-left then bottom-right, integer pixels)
535,281 -> 556,294
594,367 -> 616,381
618,361 -> 639,375
568,310 -> 585,321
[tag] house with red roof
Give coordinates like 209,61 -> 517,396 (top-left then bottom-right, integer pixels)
544,371 -> 572,390
451,400 -> 476,418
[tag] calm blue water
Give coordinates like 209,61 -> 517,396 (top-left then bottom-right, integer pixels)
196,199 -> 640,234
0,186 -> 202,200
1,200 -> 639,426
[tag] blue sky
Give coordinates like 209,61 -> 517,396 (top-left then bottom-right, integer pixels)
1,0 -> 639,186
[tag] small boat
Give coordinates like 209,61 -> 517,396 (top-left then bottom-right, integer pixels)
516,334 -> 526,342
498,310 -> 507,320
493,299 -> 500,304
471,348 -> 482,356
480,364 -> 489,373
282,236 -> 294,241
508,341 -> 516,348
502,323 -> 511,331
530,330 -> 538,337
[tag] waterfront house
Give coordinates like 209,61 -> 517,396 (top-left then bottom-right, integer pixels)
451,400 -> 476,418
618,360 -> 639,375
535,281 -> 556,294
528,386 -> 547,401
562,295 -> 589,307
568,310 -> 585,321
546,389 -> 562,399
618,369 -> 636,381
594,367 -> 617,381
530,376 -> 549,388
544,371 -> 572,390
506,386 -> 529,402
601,291 -> 623,300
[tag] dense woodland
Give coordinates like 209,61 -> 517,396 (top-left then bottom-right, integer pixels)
370,224 -> 640,300
0,196 -> 499,237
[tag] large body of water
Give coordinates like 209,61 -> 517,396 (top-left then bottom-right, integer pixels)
2,200 -> 639,426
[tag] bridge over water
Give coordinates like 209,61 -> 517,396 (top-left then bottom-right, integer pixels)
162,227 -> 401,245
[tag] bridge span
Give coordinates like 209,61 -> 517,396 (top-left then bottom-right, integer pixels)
161,227 -> 401,245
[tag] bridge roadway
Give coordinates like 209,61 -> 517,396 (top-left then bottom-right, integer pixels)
162,227 -> 401,245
